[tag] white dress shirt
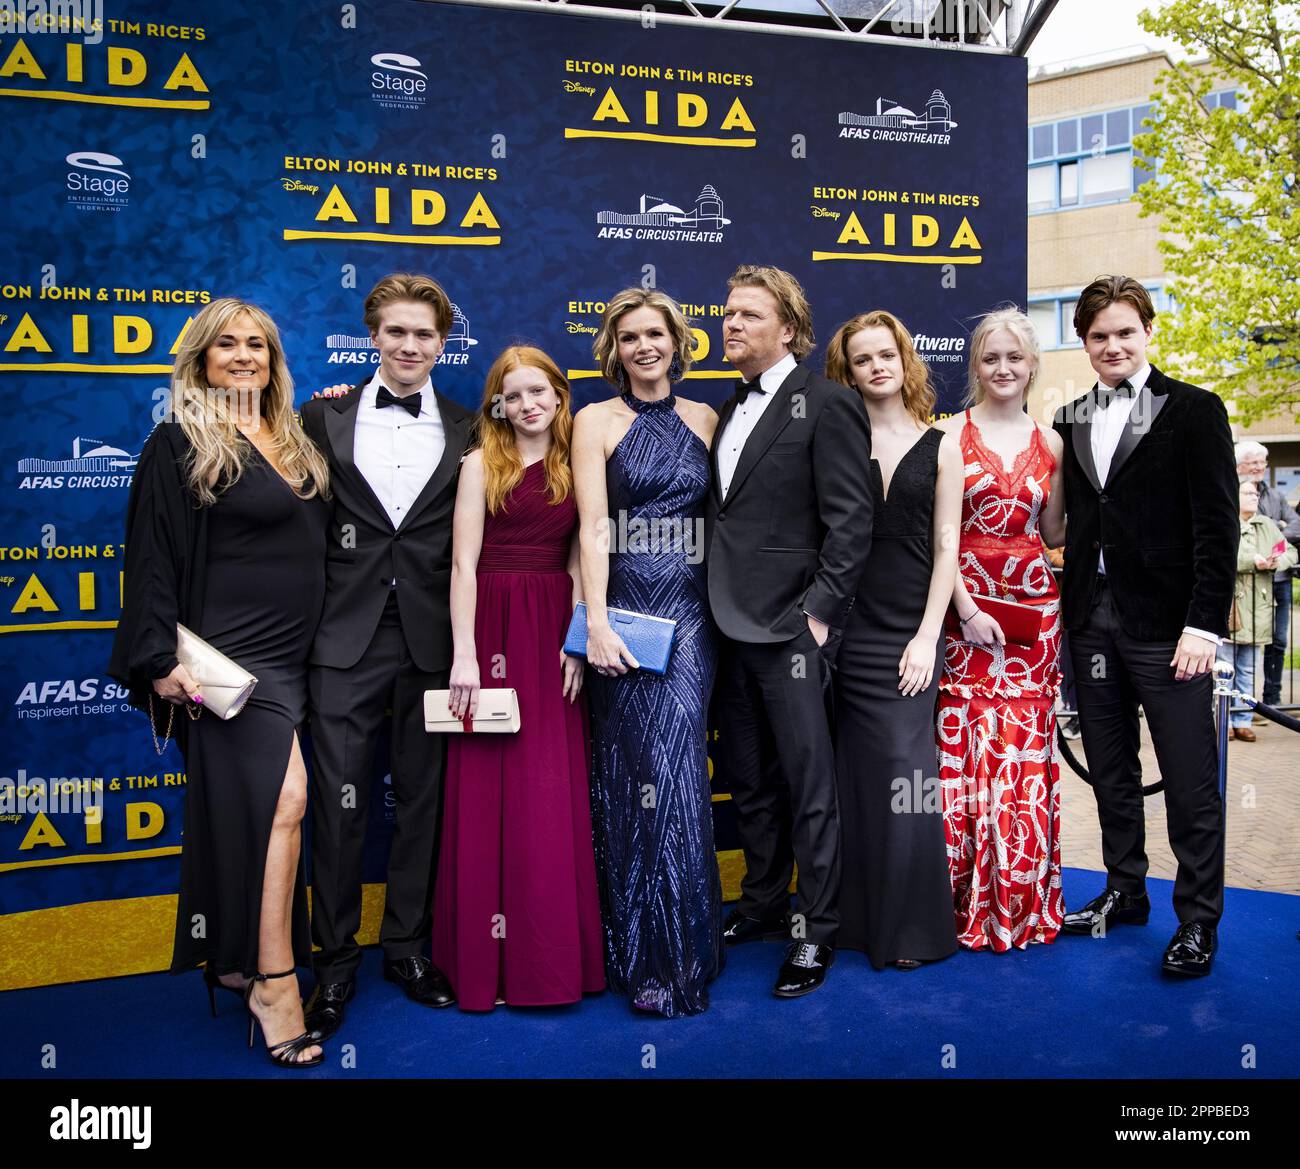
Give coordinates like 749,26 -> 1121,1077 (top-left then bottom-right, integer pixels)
354,371 -> 445,530
1089,361 -> 1217,646
716,352 -> 798,499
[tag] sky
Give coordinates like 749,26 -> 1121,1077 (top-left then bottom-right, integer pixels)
1026,0 -> 1189,71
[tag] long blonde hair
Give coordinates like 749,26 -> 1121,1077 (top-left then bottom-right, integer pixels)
476,346 -> 573,514
825,309 -> 935,425
170,298 -> 330,506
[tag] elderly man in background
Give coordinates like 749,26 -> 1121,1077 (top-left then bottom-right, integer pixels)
1235,441 -> 1300,708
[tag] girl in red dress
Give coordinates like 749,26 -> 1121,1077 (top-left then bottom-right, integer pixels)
934,308 -> 1068,951
433,347 -> 605,1009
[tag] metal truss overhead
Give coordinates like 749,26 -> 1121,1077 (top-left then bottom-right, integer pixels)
430,0 -> 1060,55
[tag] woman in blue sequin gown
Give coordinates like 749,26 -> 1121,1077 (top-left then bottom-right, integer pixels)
573,288 -> 725,1016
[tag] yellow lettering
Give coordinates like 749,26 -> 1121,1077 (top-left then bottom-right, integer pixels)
19,813 -> 65,851
411,190 -> 446,226
162,52 -> 208,93
72,314 -> 89,354
950,216 -> 982,250
315,184 -> 358,224
593,87 -> 629,123
677,93 -> 707,128
65,42 -> 83,83
113,316 -> 151,355
12,574 -> 58,614
720,97 -> 755,132
0,38 -> 46,81
107,47 -> 147,88
3,313 -> 53,354
836,212 -> 870,246
912,215 -> 939,247
459,192 -> 499,230
126,802 -> 164,841
374,186 -> 390,225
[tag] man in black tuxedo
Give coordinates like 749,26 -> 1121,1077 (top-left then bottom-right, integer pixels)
1053,275 -> 1237,977
705,265 -> 872,997
300,273 -> 473,1035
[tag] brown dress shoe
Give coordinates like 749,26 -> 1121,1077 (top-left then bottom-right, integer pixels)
1234,727 -> 1256,742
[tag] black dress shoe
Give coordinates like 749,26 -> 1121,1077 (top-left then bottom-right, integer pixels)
1162,922 -> 1217,977
1060,887 -> 1150,935
722,908 -> 790,946
773,943 -> 834,998
303,979 -> 355,1041
383,956 -> 455,1007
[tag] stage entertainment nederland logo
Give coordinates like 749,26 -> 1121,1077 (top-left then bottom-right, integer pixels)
65,150 -> 130,212
17,435 -> 138,490
370,52 -> 427,110
838,89 -> 958,146
326,303 -> 478,368
595,185 -> 731,244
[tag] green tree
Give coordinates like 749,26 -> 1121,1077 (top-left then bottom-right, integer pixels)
1134,1 -> 1299,423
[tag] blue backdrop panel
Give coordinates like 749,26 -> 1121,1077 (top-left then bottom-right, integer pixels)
0,0 -> 1025,971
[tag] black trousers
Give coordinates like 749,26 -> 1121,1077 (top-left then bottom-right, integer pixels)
1069,577 -> 1225,926
308,596 -> 448,981
713,629 -> 841,945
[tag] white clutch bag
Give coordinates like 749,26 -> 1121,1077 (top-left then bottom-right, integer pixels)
176,623 -> 258,720
424,688 -> 520,733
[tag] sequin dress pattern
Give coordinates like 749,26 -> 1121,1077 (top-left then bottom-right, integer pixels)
586,394 -> 724,1016
937,412 -> 1064,951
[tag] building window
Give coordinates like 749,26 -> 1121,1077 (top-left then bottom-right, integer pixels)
1080,152 -> 1134,204
1059,161 -> 1079,206
1028,165 -> 1056,213
1028,98 -> 1166,213
1028,302 -> 1057,349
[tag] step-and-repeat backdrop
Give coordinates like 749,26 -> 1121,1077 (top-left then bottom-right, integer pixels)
0,0 -> 1025,987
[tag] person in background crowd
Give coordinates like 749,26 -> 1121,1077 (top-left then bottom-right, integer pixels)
573,288 -> 723,1017
934,307 -> 1067,953
109,298 -> 330,1067
1217,479 -> 1298,741
823,309 -> 961,971
434,346 -> 605,1009
1234,441 -> 1300,708
300,274 -> 473,1037
1054,275 -> 1237,979
705,265 -> 873,998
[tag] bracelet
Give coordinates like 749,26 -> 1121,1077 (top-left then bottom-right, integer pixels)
958,612 -> 977,625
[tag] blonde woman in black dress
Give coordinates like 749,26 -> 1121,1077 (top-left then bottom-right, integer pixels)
110,298 -> 330,1067
825,310 -> 962,970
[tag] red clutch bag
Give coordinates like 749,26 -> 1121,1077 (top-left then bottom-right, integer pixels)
944,595 -> 1043,647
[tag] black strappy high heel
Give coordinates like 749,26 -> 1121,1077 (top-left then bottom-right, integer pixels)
244,968 -> 324,1069
203,965 -> 246,1017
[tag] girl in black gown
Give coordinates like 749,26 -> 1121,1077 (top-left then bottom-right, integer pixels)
110,298 -> 331,1067
824,310 -> 962,970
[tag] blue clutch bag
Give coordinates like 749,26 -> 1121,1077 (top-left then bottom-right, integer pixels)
563,602 -> 677,676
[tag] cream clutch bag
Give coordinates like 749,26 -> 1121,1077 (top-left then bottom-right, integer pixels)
177,623 -> 258,720
424,688 -> 520,733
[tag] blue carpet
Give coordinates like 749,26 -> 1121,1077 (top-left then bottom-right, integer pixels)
2,869 -> 1297,1079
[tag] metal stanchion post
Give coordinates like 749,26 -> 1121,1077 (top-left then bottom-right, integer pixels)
1213,660 -> 1234,889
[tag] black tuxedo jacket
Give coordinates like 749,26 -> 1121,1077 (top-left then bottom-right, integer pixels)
1053,364 -> 1237,642
300,380 -> 473,672
704,362 -> 873,643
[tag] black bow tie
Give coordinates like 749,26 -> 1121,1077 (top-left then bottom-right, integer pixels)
1095,379 -> 1135,408
735,378 -> 764,403
376,385 -> 421,417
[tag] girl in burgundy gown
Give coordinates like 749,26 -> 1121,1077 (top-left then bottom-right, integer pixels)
432,347 -> 604,1010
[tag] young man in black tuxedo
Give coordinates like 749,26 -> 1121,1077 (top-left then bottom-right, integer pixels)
299,274 -> 473,1036
705,265 -> 873,997
1053,275 -> 1237,977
